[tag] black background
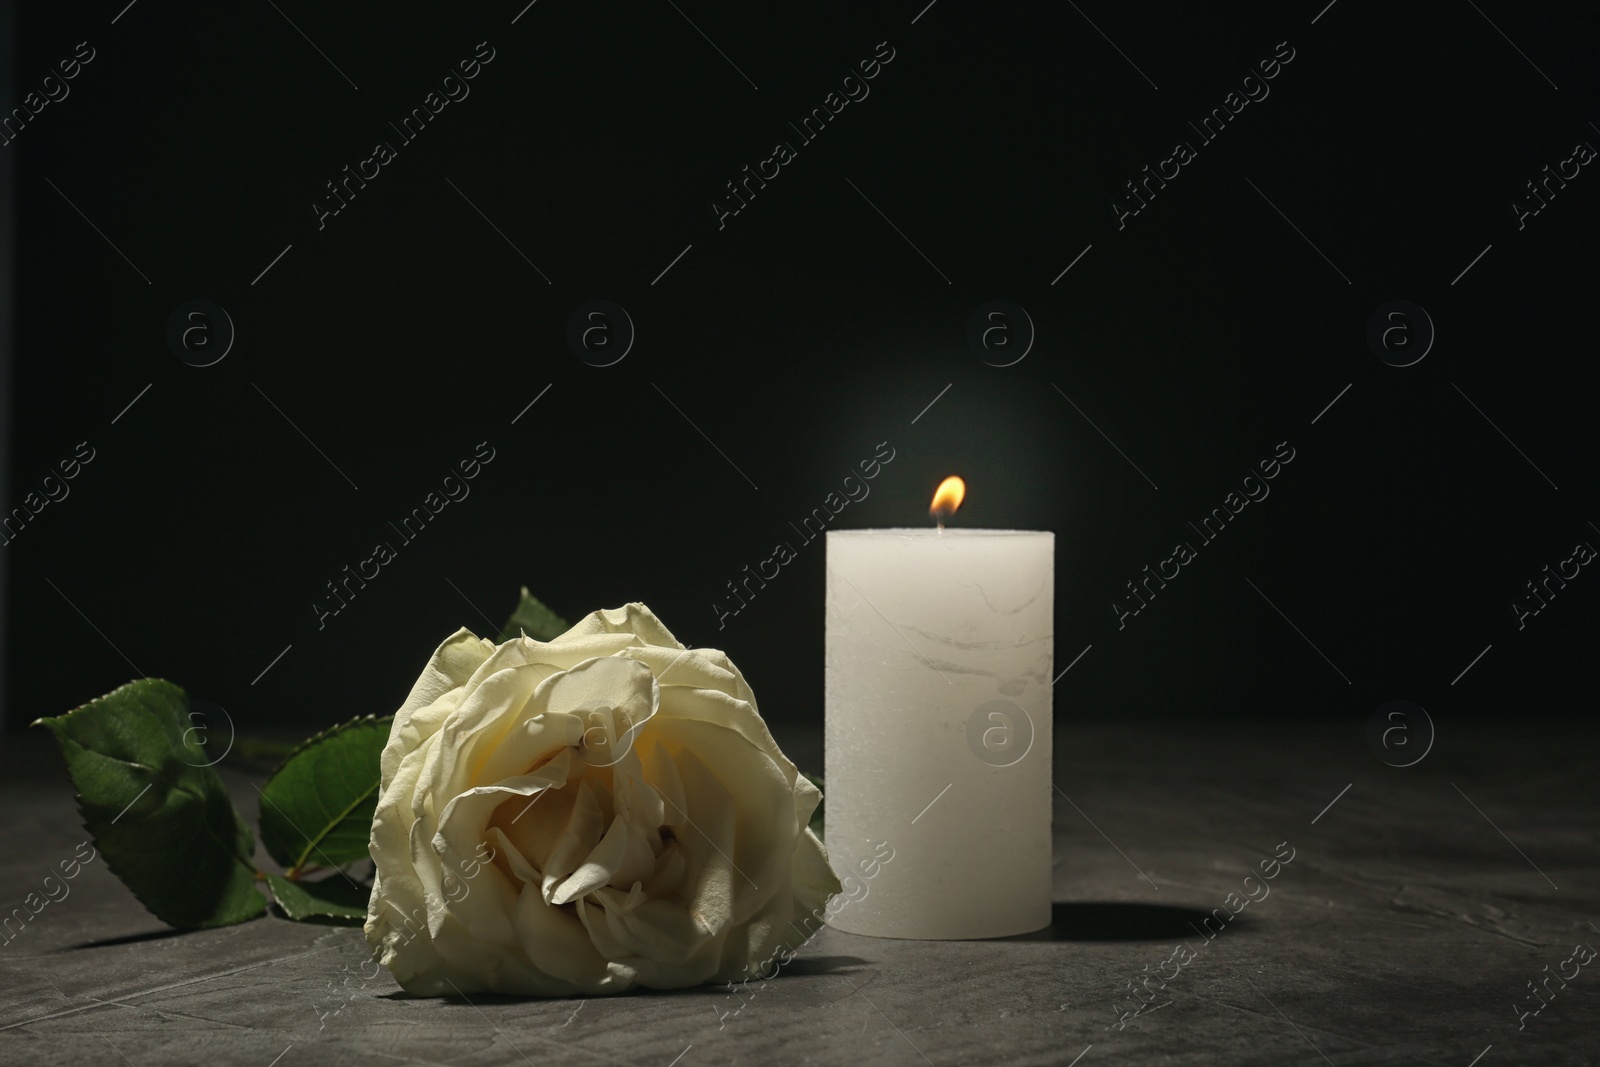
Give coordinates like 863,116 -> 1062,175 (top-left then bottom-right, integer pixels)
4,0 -> 1596,738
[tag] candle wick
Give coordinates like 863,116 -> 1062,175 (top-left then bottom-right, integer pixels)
936,521 -> 944,534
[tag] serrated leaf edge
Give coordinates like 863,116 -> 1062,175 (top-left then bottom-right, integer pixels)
264,713 -> 393,778
264,871 -> 368,923
259,715 -> 392,875
35,679 -> 265,929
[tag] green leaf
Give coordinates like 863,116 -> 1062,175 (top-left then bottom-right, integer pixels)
33,679 -> 266,929
266,872 -> 370,924
230,735 -> 301,766
801,771 -> 825,841
499,587 -> 570,643
258,715 -> 391,875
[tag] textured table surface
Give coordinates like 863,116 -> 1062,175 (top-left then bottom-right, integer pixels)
2,717 -> 1596,1067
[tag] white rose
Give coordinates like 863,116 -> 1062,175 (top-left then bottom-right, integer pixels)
364,603 -> 840,996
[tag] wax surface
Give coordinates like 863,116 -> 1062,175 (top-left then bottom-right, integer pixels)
824,528 -> 1053,939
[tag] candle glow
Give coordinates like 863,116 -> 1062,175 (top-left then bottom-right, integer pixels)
930,475 -> 966,529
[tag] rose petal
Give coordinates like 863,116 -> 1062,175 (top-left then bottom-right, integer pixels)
579,891 -> 725,983
513,882 -> 630,993
432,663 -> 550,801
366,605 -> 846,998
382,628 -> 496,784
649,681 -> 812,833
541,780 -> 605,904
639,721 -> 800,923
562,602 -> 686,650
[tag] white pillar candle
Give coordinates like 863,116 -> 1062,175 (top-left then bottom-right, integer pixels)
824,523 -> 1053,939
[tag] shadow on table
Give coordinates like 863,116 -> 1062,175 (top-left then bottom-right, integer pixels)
774,954 -> 871,978
70,927 -> 191,950
1003,901 -> 1243,942
397,956 -> 874,1003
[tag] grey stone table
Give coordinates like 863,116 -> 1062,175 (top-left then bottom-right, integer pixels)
2,718 -> 1596,1067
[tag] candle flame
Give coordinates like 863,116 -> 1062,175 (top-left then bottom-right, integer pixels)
930,476 -> 965,528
